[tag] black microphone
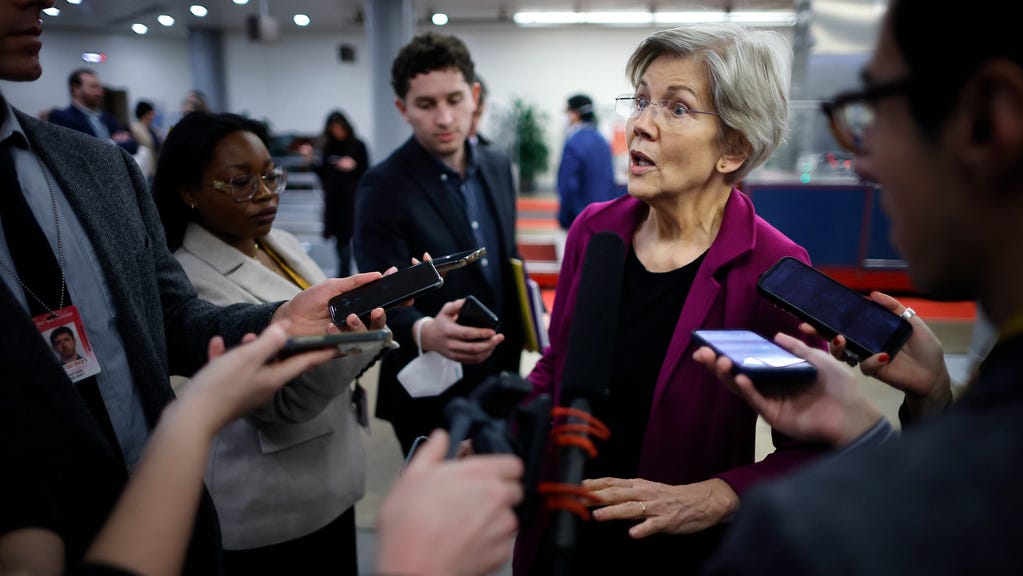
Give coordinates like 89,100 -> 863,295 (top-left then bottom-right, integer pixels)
551,231 -> 626,574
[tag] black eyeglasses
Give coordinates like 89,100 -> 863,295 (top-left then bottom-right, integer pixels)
821,77 -> 913,154
203,167 -> 287,203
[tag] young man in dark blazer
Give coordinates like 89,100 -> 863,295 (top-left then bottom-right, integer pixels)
354,32 -> 525,454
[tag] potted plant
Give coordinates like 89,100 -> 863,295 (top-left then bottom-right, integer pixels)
511,98 -> 549,193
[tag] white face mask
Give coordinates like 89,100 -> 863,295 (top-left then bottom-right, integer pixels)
398,351 -> 463,398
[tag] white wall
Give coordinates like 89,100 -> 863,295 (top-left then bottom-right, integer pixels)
3,23 -> 798,187
222,31 -> 373,139
1,30 -> 191,126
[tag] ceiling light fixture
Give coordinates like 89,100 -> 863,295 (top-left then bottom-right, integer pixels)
233,0 -> 249,4
512,10 -> 797,27
157,14 -> 175,26
66,0 -> 82,5
432,12 -> 449,26
293,14 -> 310,26
43,7 -> 60,16
131,23 -> 149,34
190,5 -> 208,17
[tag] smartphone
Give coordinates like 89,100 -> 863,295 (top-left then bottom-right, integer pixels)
757,257 -> 913,363
328,261 -> 443,326
692,330 -> 817,394
400,435 -> 430,474
276,330 -> 393,359
430,247 -> 486,274
457,295 -> 500,331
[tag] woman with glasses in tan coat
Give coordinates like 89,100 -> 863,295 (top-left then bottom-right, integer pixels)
153,111 -> 387,576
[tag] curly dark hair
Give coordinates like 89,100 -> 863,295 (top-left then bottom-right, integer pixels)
153,111 -> 270,251
390,32 -> 476,99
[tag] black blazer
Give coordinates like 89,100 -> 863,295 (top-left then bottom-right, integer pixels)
48,105 -> 138,154
1,109 -> 275,572
354,137 -> 524,426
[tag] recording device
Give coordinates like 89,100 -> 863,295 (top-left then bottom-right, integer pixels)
328,261 -> 443,326
551,232 -> 626,574
443,372 -> 552,527
757,256 -> 913,363
430,247 -> 486,274
691,329 -> 817,394
275,329 -> 392,359
456,295 -> 500,331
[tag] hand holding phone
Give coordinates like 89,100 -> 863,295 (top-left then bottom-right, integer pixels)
328,261 -> 443,327
692,330 -> 817,395
757,257 -> 913,363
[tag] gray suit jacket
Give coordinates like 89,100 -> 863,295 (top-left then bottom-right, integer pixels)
175,222 -> 370,550
0,109 -> 274,571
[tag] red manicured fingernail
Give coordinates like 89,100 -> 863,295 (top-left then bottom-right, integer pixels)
878,353 -> 890,363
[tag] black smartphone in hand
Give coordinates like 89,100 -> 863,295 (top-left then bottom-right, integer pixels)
430,247 -> 486,274
757,257 -> 913,363
275,330 -> 392,359
456,295 -> 500,331
692,329 -> 817,395
328,261 -> 443,327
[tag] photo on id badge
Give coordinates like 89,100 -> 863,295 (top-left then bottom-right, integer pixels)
35,305 -> 101,382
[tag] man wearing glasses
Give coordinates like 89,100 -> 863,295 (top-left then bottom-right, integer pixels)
698,0 -> 1023,573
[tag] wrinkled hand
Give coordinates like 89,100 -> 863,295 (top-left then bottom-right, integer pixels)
585,477 -> 739,539
694,332 -> 883,447
179,322 -> 337,438
271,272 -> 385,336
377,430 -> 523,576
419,299 -> 503,364
801,291 -> 951,419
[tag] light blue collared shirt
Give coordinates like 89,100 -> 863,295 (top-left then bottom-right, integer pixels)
0,99 -> 148,469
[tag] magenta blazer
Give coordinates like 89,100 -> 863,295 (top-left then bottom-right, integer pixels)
515,190 -> 826,573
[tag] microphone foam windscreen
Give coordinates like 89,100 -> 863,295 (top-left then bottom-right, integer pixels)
558,232 -> 626,406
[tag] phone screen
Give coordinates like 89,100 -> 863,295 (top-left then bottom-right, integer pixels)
692,330 -> 817,391
757,257 -> 912,361
328,261 -> 443,325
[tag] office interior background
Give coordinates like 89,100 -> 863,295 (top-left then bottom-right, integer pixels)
2,0 -> 884,191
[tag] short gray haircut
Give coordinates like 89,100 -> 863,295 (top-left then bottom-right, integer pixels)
626,24 -> 792,184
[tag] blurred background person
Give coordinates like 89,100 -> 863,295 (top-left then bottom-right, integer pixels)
181,89 -> 210,114
49,68 -> 137,154
153,111 -> 382,576
306,110 -> 369,277
555,93 -> 618,260
469,74 -> 490,146
130,100 -> 162,183
516,24 -> 825,576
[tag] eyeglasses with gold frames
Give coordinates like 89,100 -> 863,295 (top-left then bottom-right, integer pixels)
203,166 -> 287,203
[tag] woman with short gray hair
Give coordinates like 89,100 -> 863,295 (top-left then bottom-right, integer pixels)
515,24 -> 825,575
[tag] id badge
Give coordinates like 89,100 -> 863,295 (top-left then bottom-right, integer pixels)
33,305 -> 102,383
